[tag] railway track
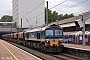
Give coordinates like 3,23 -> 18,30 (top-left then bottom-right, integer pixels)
63,47 -> 90,60
52,53 -> 84,60
6,41 -> 84,60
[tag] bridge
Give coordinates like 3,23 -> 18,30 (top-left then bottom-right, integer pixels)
0,22 -> 17,38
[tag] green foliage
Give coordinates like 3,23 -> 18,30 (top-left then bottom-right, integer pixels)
0,15 -> 12,22
0,19 -> 1,22
45,7 -> 74,23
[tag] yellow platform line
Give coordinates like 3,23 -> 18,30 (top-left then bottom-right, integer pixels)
1,42 -> 18,60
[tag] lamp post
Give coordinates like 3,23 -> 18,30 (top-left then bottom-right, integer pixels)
21,18 -> 22,31
46,1 -> 48,25
81,15 -> 85,45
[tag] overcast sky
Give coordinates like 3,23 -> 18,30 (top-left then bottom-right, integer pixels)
47,0 -> 90,15
0,0 -> 90,18
0,0 -> 12,18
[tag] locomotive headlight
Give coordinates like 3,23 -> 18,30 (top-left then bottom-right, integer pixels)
46,41 -> 50,44
46,41 -> 49,43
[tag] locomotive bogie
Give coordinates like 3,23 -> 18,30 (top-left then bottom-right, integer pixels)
45,45 -> 64,52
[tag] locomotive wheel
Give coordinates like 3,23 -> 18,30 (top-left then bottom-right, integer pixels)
40,43 -> 46,52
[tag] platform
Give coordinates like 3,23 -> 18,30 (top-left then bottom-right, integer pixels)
64,43 -> 90,51
0,40 -> 39,60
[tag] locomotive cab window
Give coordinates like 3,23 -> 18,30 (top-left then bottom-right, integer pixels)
55,30 -> 62,35
45,30 -> 53,36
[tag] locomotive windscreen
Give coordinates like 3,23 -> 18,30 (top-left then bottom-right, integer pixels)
46,30 -> 53,36
55,30 -> 62,35
45,27 -> 63,36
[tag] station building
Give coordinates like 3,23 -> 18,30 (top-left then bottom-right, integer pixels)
51,11 -> 90,32
12,0 -> 45,28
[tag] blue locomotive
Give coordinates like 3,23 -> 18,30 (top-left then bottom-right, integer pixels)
2,24 -> 64,52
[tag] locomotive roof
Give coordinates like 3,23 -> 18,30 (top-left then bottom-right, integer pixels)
25,24 -> 58,33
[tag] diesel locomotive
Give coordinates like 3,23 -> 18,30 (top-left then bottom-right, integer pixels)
2,24 -> 64,52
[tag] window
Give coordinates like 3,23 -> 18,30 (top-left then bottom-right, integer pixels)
55,30 -> 62,35
31,33 -> 34,37
46,30 -> 53,36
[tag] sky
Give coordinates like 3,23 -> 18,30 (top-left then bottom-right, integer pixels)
47,0 -> 90,15
0,0 -> 90,18
0,0 -> 12,18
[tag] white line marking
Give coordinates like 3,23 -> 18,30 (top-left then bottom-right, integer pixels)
65,46 -> 90,51
3,41 -> 42,60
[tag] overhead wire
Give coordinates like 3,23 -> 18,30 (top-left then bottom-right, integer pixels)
28,12 -> 44,21
24,0 -> 67,24
73,9 -> 90,15
26,19 -> 33,28
50,0 -> 67,9
28,0 -> 68,22
59,0 -> 89,12
22,0 -> 89,28
48,0 -> 89,23
49,0 -> 89,21
31,0 -> 88,19
21,0 -> 46,28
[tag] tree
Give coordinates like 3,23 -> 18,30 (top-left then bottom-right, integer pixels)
63,14 -> 69,19
58,14 -> 63,20
0,19 -> 2,22
69,13 -> 74,17
63,13 -> 74,19
45,8 -> 74,23
52,11 -> 58,22
0,15 -> 12,22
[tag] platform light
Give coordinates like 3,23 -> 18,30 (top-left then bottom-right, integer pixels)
75,19 -> 83,28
